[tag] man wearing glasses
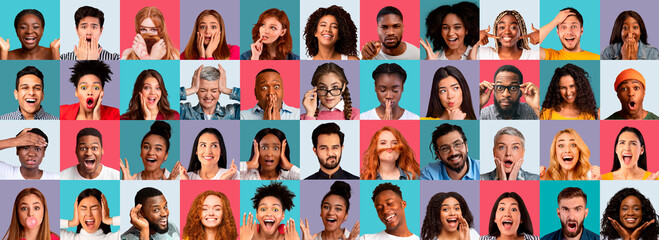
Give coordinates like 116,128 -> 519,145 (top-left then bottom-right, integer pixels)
479,65 -> 540,120
420,123 -> 480,180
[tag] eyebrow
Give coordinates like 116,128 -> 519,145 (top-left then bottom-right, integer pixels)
259,203 -> 282,207
19,83 -> 42,87
323,202 -> 344,207
439,83 -> 459,89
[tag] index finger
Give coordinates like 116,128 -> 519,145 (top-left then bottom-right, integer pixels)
486,33 -> 500,39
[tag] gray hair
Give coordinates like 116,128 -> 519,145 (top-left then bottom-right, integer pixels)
199,66 -> 220,81
493,126 -> 525,149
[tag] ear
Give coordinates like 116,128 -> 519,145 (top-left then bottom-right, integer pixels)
75,90 -> 79,98
101,147 -> 104,158
556,208 -> 560,218
280,29 -> 287,37
100,27 -> 104,34
164,152 -> 169,162
584,208 -> 589,218
340,145 -> 344,152
402,200 -> 407,208
313,147 -> 318,155
641,145 -> 645,155
14,90 -> 18,100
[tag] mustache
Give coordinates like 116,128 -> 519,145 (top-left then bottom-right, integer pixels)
141,34 -> 162,53
376,145 -> 403,155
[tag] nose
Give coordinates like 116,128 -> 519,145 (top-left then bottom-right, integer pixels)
501,88 -> 511,97
447,89 -> 454,99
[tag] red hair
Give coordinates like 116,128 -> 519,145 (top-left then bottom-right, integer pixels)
182,191 -> 237,240
183,10 -> 230,60
126,6 -> 179,60
250,8 -> 293,60
361,126 -> 420,180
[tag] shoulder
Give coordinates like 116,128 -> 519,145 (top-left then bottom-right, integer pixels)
645,111 -> 659,119
401,109 -> 420,120
478,47 -> 498,59
59,166 -> 78,179
59,103 -> 79,120
101,105 -> 121,120
601,44 -> 620,60
360,108 -> 379,119
240,50 -> 252,60
521,48 -> 540,60
287,52 -> 300,60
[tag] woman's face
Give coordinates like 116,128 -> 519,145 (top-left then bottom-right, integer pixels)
196,133 -> 221,168
493,134 -> 525,174
376,131 -> 400,163
615,131 -> 644,169
18,194 -> 44,230
78,196 -> 102,233
320,194 -> 348,232
259,17 -> 286,45
314,14 -> 339,47
619,195 -> 642,229
140,17 -> 159,35
198,15 -> 221,45
140,77 -> 162,111
374,74 -> 404,109
621,17 -> 641,43
316,72 -> 345,110
496,14 -> 521,49
257,196 -> 285,236
75,74 -> 104,113
441,13 -> 466,50
259,134 -> 281,172
439,197 -> 463,233
141,134 -> 168,172
201,195 -> 223,228
558,75 -> 577,104
437,76 -> 463,111
555,132 -> 580,171
16,14 -> 44,50
494,197 -> 521,237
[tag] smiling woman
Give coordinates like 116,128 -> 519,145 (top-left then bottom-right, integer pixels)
240,8 -> 299,60
121,69 -> 180,120
119,121 -> 184,180
182,191 -> 237,240
476,10 -> 539,60
183,128 -> 238,180
0,9 -> 60,60
303,5 -> 359,60
601,188 -> 659,240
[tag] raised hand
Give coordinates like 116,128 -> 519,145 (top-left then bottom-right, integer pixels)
631,219 -> 656,240
150,39 -> 167,60
74,35 -> 89,60
520,24 -> 540,45
205,31 -> 221,58
458,215 -> 470,240
119,158 -> 137,180
69,197 -> 80,228
220,159 -> 238,180
300,218 -> 318,240
264,94 -> 281,120
420,38 -> 440,60
447,108 -> 467,120
130,204 -> 149,232
169,161 -> 186,180
302,87 -> 318,117
218,64 -> 232,95
0,37 -> 9,60
250,36 -> 264,60
285,218 -> 300,240
621,33 -> 638,60
186,65 -> 203,96
196,32 -> 206,58
539,166 -> 547,180
50,38 -> 61,60
477,26 -> 499,47
520,82 -> 540,116
279,139 -> 293,170
101,194 -> 113,225
646,171 -> 659,180
88,36 -> 101,60
348,221 -> 360,240
92,91 -> 104,120
479,81 -> 494,109
509,158 -> 524,181
13,128 -> 48,147
361,40 -> 381,60
132,34 -> 149,60
247,140 -> 260,170
241,212 -> 257,240
495,157 -> 507,180
383,100 -> 393,120
589,165 -> 601,180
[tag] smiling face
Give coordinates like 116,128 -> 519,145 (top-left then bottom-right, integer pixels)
259,17 -> 286,45
321,194 -> 348,232
314,134 -> 343,171
558,75 -> 577,104
259,134 -> 281,172
376,131 -> 400,164
257,196 -> 285,235
558,196 -> 588,238
493,134 -> 525,174
493,71 -> 521,113
495,197 -> 521,237
621,17 -> 641,43
141,77 -> 162,111
196,133 -> 221,168
75,74 -> 103,113
438,76 -> 463,111
197,79 -> 220,112
557,16 -> 583,52
140,134 -> 168,172
17,145 -> 45,170
441,13 -> 466,50
140,18 -> 159,35
374,190 -> 406,231
76,16 -> 102,43
198,15 -> 220,45
619,195 -> 642,229
496,15 -> 521,49
315,15 -> 339,47
440,197 -> 463,233
255,71 -> 284,111
615,131 -> 644,169
76,135 -> 104,175
16,14 -> 43,50
616,79 -> 645,116
377,14 -> 404,50
316,72 -> 345,109
14,74 -> 44,118
375,74 -> 404,109
18,194 -> 44,230
78,196 -> 102,233
142,195 -> 169,234
201,195 -> 223,228
436,131 -> 468,173
555,133 -> 580,171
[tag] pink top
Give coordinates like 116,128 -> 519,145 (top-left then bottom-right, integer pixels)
300,107 -> 360,120
180,44 -> 240,60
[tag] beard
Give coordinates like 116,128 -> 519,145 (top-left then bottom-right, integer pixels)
440,153 -> 467,173
494,97 -> 519,119
382,37 -> 402,50
560,220 -> 583,238
148,218 -> 169,234
319,155 -> 341,170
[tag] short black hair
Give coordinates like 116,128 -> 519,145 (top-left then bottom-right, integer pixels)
76,127 -> 103,147
16,66 -> 44,90
493,65 -> 523,83
377,6 -> 403,23
14,9 -> 45,30
560,7 -> 583,26
134,187 -> 164,206
312,122 -> 345,148
372,63 -> 407,84
74,6 -> 105,28
251,181 -> 296,212
255,68 -> 281,79
430,123 -> 467,158
69,61 -> 113,88
15,128 -> 48,150
371,182 -> 403,202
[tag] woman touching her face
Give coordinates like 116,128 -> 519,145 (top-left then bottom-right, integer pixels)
423,66 -> 477,120
121,6 -> 179,60
3,188 -> 59,240
602,11 -> 659,60
119,121 -> 184,180
421,192 -> 479,240
473,10 -> 539,60
182,191 -> 238,240
240,8 -> 299,60
120,69 -> 180,120
601,188 -> 659,240
60,188 -> 119,240
0,9 -> 60,60
360,126 -> 419,180
240,128 -> 300,180
181,10 -> 239,60
302,62 -> 359,120
303,5 -> 359,60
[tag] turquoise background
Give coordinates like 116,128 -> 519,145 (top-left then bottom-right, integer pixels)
540,0 -> 600,55
539,181 -> 600,237
359,180 -> 421,236
539,60 -> 600,108
119,60 -> 181,115
240,120 -> 300,167
420,120 -> 480,174
0,60 -> 59,117
419,0 -> 479,60
239,0 -> 300,58
119,120 -> 181,178
60,180 -> 120,232
359,60 -> 421,116
0,0 -> 60,51
239,180 -> 300,227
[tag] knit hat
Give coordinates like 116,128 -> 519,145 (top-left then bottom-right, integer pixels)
614,68 -> 646,91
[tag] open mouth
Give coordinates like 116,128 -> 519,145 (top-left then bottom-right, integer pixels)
321,33 -> 334,40
159,219 -> 167,227
86,97 -> 94,109
85,219 -> 95,228
204,216 -> 218,222
447,37 -> 458,43
146,158 -> 157,164
447,218 -> 458,227
326,217 -> 337,223
84,158 -> 96,168
203,156 -> 215,162
628,100 -> 637,110
261,35 -> 269,41
385,213 -> 396,223
504,160 -> 513,168
24,36 -> 37,44
264,159 -> 275,165
567,221 -> 578,232
562,156 -> 574,164
147,97 -> 157,105
622,153 -> 632,164
501,37 -> 513,42
624,217 -> 638,224
263,219 -> 276,228
203,98 -> 215,104
564,37 -> 576,44
447,154 -> 462,164
25,98 -> 37,104
502,220 -> 513,229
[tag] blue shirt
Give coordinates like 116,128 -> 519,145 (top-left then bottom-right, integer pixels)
179,87 -> 240,120
240,102 -> 300,120
420,156 -> 480,180
541,228 -> 599,240
601,41 -> 659,60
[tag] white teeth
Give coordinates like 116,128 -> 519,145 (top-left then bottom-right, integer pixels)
623,153 -> 632,157
503,37 -> 512,41
385,214 -> 394,221
25,99 -> 36,103
264,220 -> 275,223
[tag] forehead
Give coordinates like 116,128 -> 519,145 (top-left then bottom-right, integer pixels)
324,194 -> 346,205
442,13 -> 463,24
375,189 -> 400,202
437,130 -> 463,145
20,194 -> 42,204
79,196 -> 101,205
19,74 -> 43,85
199,133 -> 219,142
558,196 -> 586,207
317,133 -> 341,144
557,132 -> 575,140
378,130 -> 396,141
318,73 -> 342,85
200,15 -> 219,23
141,18 -> 156,27
378,14 -> 402,25
263,17 -> 282,26
79,16 -> 100,25
256,71 -> 282,84
496,134 -> 522,144
560,16 -> 581,26
19,14 -> 42,24
199,78 -> 218,88
79,74 -> 102,84
375,74 -> 403,86
558,75 -> 575,85
145,195 -> 167,207
78,134 -> 101,144
624,17 -> 638,24
319,14 -> 338,23
499,197 -> 518,205
144,134 -> 166,144
442,197 -> 459,205
494,71 -> 520,84
260,133 -> 280,144
618,131 -> 640,141
621,195 -> 641,205
203,195 -> 222,205
498,14 -> 518,24
439,76 -> 459,87
143,77 -> 159,85
618,79 -> 643,87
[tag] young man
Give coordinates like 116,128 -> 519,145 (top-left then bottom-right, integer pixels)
361,182 -> 419,240
421,123 -> 480,180
606,68 -> 658,120
60,127 -> 120,180
537,8 -> 599,60
240,68 -> 300,120
180,64 -> 240,120
122,187 -> 180,240
60,60 -> 120,120
0,66 -> 58,120
481,127 -> 539,180
541,187 -> 599,240
305,122 -> 359,179
480,65 -> 540,120
361,6 -> 420,60
60,6 -> 120,60
0,128 -> 58,179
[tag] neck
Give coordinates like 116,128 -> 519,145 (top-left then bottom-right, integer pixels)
22,227 -> 40,240
20,107 -> 36,120
143,168 -> 165,180
205,227 -> 218,240
266,43 -> 278,59
77,164 -> 102,179
560,102 -> 577,110
620,109 -> 648,120
19,46 -> 41,56
563,230 -> 583,240
385,223 -> 412,238
149,108 -> 159,118
322,228 -> 346,240
496,234 -> 520,240
202,106 -> 216,116
382,42 -> 406,56
315,45 -> 338,60
618,166 -> 643,180
20,167 -> 42,179
320,165 -> 340,177
447,159 -> 469,180
444,45 -> 468,59
76,106 -> 94,120
259,168 -> 280,180
497,46 -> 522,58
378,161 -> 398,178
438,229 -> 461,240
560,168 -> 575,180
563,45 -> 583,53
199,164 -> 220,179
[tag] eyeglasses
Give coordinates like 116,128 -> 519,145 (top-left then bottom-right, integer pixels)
317,86 -> 344,96
438,141 -> 465,155
493,85 -> 520,94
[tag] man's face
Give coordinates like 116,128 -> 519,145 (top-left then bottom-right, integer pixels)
75,135 -> 104,175
17,145 -> 45,170
377,14 -> 404,50
313,133 -> 343,171
493,134 -> 525,174
492,71 -> 521,115
436,131 -> 469,173
76,16 -> 103,43
557,16 -> 583,52
255,71 -> 284,110
75,74 -> 103,114
14,74 -> 44,117
616,79 -> 645,116
197,79 -> 220,112
557,196 -> 588,238
142,195 -> 169,234
374,190 -> 406,231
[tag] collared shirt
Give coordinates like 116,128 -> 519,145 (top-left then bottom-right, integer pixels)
179,87 -> 241,120
480,102 -> 538,120
601,41 -> 659,60
60,46 -> 120,60
0,107 -> 58,120
121,223 -> 180,240
541,228 -> 599,240
420,156 -> 480,180
305,167 -> 359,180
240,102 -> 300,120
375,167 -> 415,180
319,99 -> 345,112
480,167 -> 540,180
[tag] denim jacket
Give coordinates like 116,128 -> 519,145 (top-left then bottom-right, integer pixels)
601,41 -> 659,60
179,87 -> 240,120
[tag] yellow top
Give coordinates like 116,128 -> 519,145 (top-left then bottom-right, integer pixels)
544,48 -> 600,60
601,171 -> 658,180
539,108 -> 596,120
421,117 -> 440,120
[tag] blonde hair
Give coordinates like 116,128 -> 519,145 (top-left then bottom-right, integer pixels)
126,6 -> 179,60
546,129 -> 591,180
183,10 -> 230,60
493,10 -> 530,52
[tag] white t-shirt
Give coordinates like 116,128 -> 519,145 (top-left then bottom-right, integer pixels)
360,108 -> 420,120
373,42 -> 420,60
360,231 -> 419,240
60,217 -> 120,240
187,168 -> 239,180
313,228 -> 350,240
134,169 -> 174,180
60,164 -> 120,180
0,161 -> 58,179
438,45 -> 473,60
431,228 -> 479,240
239,161 -> 300,180
477,46 -> 539,60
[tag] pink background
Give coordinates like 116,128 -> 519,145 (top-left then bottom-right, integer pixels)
599,120 -> 659,174
479,181 -> 540,236
180,180 -> 241,240
120,0 -> 181,55
359,120 -> 421,171
240,60 -> 301,110
59,120 -> 121,170
479,60 -> 540,108
358,0 -> 420,50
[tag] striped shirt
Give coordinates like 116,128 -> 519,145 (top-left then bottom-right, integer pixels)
0,107 -> 58,120
481,233 -> 539,240
60,46 -> 120,60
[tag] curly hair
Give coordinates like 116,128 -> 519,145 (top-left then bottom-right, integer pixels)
361,126 -> 420,180
251,9 -> 293,60
426,65 -> 477,119
611,127 -> 647,172
311,62 -> 354,119
546,129 -> 592,180
69,60 -> 113,88
183,10 -> 231,60
371,182 -> 402,202
425,2 -> 479,52
609,11 -> 648,45
540,64 -> 598,119
487,192 -> 534,237
493,10 -> 530,51
601,188 -> 659,240
122,69 -> 178,120
421,192 -> 474,240
126,7 -> 179,60
183,191 -> 237,240
251,181 -> 296,211
3,188 -> 56,240
304,5 -> 358,57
